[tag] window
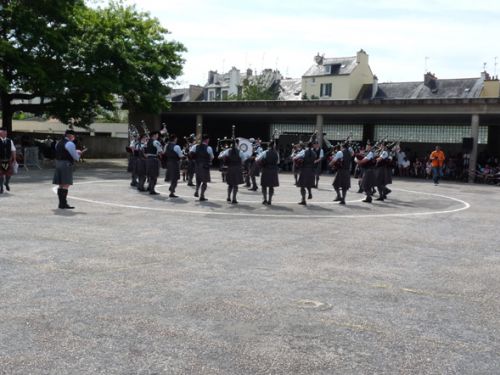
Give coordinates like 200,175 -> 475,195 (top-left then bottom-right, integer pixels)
222,90 -> 228,100
320,83 -> 332,97
208,90 -> 215,101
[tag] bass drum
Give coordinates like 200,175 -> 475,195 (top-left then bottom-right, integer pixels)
237,137 -> 253,159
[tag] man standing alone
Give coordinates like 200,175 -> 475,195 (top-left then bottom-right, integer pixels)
53,130 -> 81,209
0,127 -> 16,194
429,145 -> 445,185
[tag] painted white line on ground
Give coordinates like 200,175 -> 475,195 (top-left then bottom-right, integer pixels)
52,180 -> 471,219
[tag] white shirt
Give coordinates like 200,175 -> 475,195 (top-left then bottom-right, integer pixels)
165,143 -> 183,158
256,149 -> 280,164
190,143 -> 214,160
313,148 -> 324,159
363,151 -> 374,161
61,138 -> 80,161
379,150 -> 389,159
218,148 -> 247,162
1,137 -> 16,152
333,150 -> 343,161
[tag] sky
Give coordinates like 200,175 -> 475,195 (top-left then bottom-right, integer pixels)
118,0 -> 500,87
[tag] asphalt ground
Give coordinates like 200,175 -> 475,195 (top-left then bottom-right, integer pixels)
0,161 -> 499,374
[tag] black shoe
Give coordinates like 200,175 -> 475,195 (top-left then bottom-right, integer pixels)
227,197 -> 231,202
362,197 -> 372,203
0,188 -> 3,194
308,194 -> 312,199
199,197 -> 207,201
138,187 -> 146,192
5,184 -> 10,191
62,203 -> 75,209
385,188 -> 391,196
262,200 -> 268,205
169,193 -> 178,198
194,192 -> 199,197
150,191 -> 159,195
333,196 -> 341,202
187,183 -> 195,186
232,200 -> 238,204
249,186 -> 258,191
375,196 -> 384,201
298,200 -> 306,205
339,200 -> 346,205
130,181 -> 137,187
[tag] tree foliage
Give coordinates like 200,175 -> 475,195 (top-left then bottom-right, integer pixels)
0,0 -> 186,132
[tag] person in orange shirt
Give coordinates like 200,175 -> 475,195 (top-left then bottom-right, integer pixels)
429,145 -> 446,185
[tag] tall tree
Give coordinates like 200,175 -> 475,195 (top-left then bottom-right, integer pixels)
0,0 -> 186,132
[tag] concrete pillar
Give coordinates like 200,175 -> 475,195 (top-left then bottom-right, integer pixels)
468,114 -> 480,183
315,114 -> 324,146
196,114 -> 203,142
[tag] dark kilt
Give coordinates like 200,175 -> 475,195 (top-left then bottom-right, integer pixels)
0,160 -> 14,177
361,167 -> 376,191
146,157 -> 160,179
333,169 -> 351,190
261,166 -> 279,187
187,159 -> 195,174
135,158 -> 146,177
249,160 -> 260,177
127,155 -> 137,173
195,164 -> 211,183
298,166 -> 315,188
314,162 -> 322,176
226,165 -> 244,186
53,160 -> 74,185
166,160 -> 180,181
376,166 -> 392,186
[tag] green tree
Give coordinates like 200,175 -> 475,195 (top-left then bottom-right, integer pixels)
239,76 -> 279,101
0,0 -> 186,132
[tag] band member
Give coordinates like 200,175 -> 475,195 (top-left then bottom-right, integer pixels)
332,142 -> 353,205
127,133 -> 139,187
144,131 -> 162,195
0,127 -> 16,194
294,142 -> 316,205
186,134 -> 196,186
247,138 -> 263,191
135,133 -> 148,192
355,142 -> 376,203
164,133 -> 183,198
312,140 -> 324,188
218,139 -> 247,204
52,130 -> 82,209
190,134 -> 214,201
257,141 -> 280,205
290,143 -> 302,186
375,143 -> 390,201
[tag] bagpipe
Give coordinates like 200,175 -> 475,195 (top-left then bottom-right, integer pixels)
256,128 -> 279,167
125,123 -> 139,154
327,132 -> 353,170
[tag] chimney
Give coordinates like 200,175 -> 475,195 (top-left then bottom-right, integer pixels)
246,68 -> 253,77
371,75 -> 379,99
424,72 -> 438,93
314,53 -> 324,65
356,49 -> 368,65
208,70 -> 216,84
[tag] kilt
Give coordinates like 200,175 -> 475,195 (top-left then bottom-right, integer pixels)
361,167 -> 376,191
376,166 -> 392,186
314,162 -> 322,176
226,165 -> 244,186
53,160 -> 74,185
298,166 -> 315,188
135,158 -> 146,177
261,166 -> 279,187
195,164 -> 211,183
187,159 -> 195,174
249,160 -> 260,177
146,157 -> 160,179
127,155 -> 137,173
166,160 -> 180,181
333,169 -> 351,190
0,160 -> 13,177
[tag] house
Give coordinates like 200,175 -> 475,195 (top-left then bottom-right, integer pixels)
203,67 -> 283,101
357,71 -> 500,100
167,85 -> 204,102
301,49 -> 374,100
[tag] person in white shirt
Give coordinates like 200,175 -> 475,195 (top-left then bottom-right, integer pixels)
218,139 -> 247,203
0,127 -> 16,194
190,134 -> 214,201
